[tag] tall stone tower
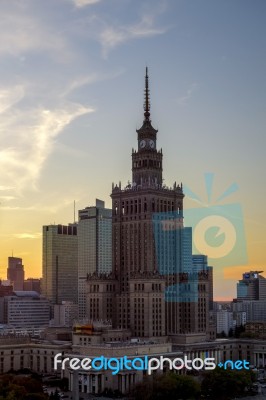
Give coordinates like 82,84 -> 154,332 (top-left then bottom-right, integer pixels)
86,69 -> 210,342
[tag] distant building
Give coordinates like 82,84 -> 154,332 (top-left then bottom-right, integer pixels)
0,280 -> 14,324
237,271 -> 266,300
1,334 -> 266,387
233,300 -> 266,322
78,199 -> 112,319
3,291 -> 50,328
7,257 -> 24,291
246,321 -> 266,339
216,310 -> 233,335
42,224 -> 78,305
0,337 -> 71,374
234,310 -> 247,327
0,280 -> 13,297
53,301 -> 78,327
192,255 -> 213,310
23,278 -> 41,293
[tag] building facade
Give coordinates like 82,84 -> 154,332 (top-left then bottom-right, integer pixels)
0,336 -> 71,375
3,291 -> 50,328
233,300 -> 266,322
23,278 -> 41,293
85,69 -> 211,343
78,199 -> 112,319
237,271 -> 266,300
192,255 -> 213,311
216,310 -> 233,336
7,257 -> 24,291
42,224 -> 78,305
53,301 -> 79,327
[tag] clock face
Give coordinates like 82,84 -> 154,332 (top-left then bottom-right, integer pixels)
149,140 -> 155,149
140,140 -> 146,148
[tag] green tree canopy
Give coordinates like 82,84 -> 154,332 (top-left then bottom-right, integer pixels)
0,374 -> 48,400
131,372 -> 200,400
201,366 -> 255,400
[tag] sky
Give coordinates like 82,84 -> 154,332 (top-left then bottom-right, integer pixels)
0,0 -> 265,300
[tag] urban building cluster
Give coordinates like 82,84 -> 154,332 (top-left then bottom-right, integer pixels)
0,70 -> 266,397
214,271 -> 266,336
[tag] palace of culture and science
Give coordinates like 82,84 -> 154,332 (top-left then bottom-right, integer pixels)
85,68 -> 213,344
3,69 -> 265,397
0,68 -> 219,397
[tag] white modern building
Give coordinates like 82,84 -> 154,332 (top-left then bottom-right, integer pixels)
216,310 -> 233,336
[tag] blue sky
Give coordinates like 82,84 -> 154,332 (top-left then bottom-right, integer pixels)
0,0 -> 265,299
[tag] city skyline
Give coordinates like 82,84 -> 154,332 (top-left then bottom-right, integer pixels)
0,0 -> 266,301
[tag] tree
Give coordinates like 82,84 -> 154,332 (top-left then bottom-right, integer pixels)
0,374 -> 48,400
131,372 -> 200,400
228,328 -> 234,337
201,366 -> 255,400
235,324 -> 245,338
25,395 -> 48,400
4,383 -> 27,400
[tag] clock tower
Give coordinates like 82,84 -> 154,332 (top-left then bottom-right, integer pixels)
86,68 -> 211,343
109,68 -> 185,338
132,67 -> 163,187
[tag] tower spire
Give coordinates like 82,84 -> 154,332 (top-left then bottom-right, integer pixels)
144,66 -> 150,121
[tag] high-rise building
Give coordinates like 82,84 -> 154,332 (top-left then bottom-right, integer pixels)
86,69 -> 211,343
42,224 -> 78,305
237,271 -> 266,300
78,199 -> 112,319
7,257 -> 24,291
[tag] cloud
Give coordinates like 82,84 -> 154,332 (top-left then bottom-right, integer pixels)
0,196 -> 15,201
95,6 -> 168,57
13,233 -> 41,239
61,68 -> 125,97
62,74 -> 100,96
0,86 -> 24,113
0,84 -> 94,192
72,0 -> 102,7
0,10 -> 67,58
100,22 -> 167,58
0,186 -> 15,191
177,83 -> 199,106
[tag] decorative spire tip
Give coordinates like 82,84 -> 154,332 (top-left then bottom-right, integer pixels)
144,66 -> 150,121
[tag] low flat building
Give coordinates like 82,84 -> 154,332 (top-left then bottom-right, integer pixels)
3,291 -> 50,328
0,335 -> 71,374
